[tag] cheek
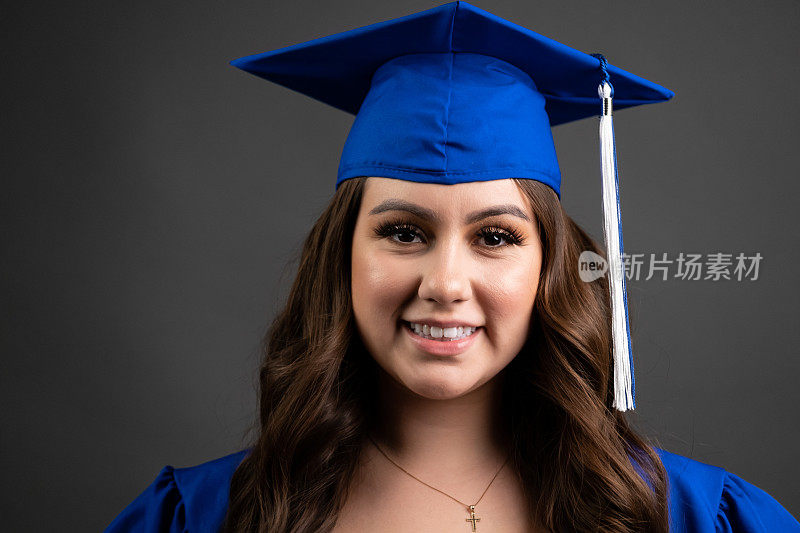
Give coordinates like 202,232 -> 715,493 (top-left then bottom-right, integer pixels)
351,245 -> 414,323
481,257 -> 540,343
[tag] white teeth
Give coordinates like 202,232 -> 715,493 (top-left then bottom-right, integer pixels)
407,322 -> 478,341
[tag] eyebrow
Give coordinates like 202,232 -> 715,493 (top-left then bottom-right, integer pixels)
368,199 -> 531,223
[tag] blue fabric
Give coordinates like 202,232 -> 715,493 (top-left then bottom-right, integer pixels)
106,447 -> 799,532
104,451 -> 249,533
656,449 -> 800,532
337,52 -> 562,193
229,1 -> 673,195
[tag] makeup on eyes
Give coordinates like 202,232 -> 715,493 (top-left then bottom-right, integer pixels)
372,217 -> 527,247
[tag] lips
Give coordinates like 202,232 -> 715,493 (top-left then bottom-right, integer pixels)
402,320 -> 482,356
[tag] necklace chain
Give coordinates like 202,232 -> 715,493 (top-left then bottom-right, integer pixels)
367,433 -> 510,510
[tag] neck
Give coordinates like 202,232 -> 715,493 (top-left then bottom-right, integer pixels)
368,366 -> 510,475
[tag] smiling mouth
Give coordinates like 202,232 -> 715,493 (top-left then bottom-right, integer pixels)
402,321 -> 481,342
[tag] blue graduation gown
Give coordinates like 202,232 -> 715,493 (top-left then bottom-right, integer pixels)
105,448 -> 800,532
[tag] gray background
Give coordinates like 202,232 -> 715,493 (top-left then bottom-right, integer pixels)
2,1 -> 798,530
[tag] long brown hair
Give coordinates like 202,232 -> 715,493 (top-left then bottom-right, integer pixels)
222,177 -> 669,532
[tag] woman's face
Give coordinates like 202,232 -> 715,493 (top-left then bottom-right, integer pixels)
351,177 -> 543,400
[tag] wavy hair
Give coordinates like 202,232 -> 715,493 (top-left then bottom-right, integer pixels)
222,176 -> 669,532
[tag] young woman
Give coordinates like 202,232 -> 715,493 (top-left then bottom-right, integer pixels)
226,175 -> 666,532
105,3 -> 800,532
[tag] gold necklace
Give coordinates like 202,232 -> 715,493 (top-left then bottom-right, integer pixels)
367,434 -> 510,532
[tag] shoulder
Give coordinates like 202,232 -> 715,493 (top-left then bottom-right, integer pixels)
171,449 -> 251,531
105,449 -> 250,533
654,447 -> 800,532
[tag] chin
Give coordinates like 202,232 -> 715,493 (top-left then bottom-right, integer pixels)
401,371 -> 484,400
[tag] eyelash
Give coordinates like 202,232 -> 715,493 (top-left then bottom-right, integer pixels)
373,219 -> 525,248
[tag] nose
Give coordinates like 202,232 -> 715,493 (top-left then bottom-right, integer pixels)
417,237 -> 473,304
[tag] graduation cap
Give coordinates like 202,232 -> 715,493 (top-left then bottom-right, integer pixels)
230,1 -> 674,411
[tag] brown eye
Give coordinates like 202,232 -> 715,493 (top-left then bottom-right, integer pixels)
476,227 -> 523,248
374,222 -> 425,244
480,231 -> 505,247
394,228 -> 421,243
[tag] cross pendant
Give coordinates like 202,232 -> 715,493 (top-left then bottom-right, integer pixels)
465,505 -> 481,531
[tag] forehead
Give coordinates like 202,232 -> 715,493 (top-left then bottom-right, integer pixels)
361,177 -> 531,218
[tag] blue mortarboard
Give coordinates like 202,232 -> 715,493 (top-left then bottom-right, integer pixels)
230,1 -> 674,411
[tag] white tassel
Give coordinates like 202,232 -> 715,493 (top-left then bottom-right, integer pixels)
598,81 -> 635,411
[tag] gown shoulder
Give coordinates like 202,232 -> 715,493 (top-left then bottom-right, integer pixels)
105,446 -> 798,532
655,447 -> 800,532
104,449 -> 250,533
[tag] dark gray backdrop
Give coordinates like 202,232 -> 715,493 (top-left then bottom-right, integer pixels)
2,1 -> 798,530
